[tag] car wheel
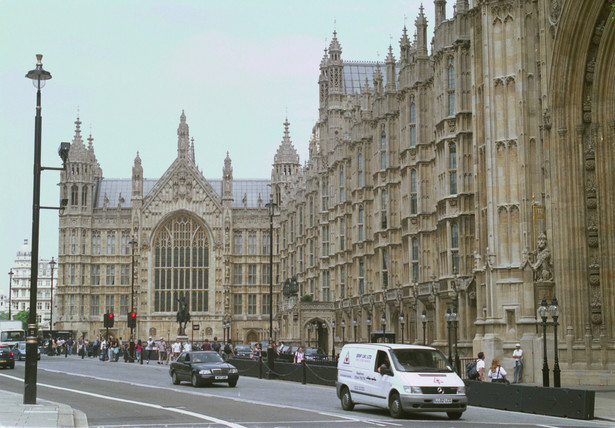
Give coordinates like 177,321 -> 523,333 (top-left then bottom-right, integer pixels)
228,380 -> 237,387
191,373 -> 201,387
389,392 -> 404,419
340,386 -> 354,411
447,411 -> 462,420
171,371 -> 180,385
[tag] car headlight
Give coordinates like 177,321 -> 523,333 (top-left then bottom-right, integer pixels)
198,369 -> 212,375
229,368 -> 238,374
403,385 -> 422,394
456,386 -> 466,395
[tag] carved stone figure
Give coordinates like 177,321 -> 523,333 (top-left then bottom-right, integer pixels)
533,232 -> 554,281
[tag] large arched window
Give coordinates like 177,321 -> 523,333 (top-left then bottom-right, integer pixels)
153,214 -> 209,313
410,169 -> 418,214
409,97 -> 416,148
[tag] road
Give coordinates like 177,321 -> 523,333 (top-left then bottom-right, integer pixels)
0,356 -> 611,428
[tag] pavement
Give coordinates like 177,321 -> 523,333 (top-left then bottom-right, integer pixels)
0,361 -> 613,427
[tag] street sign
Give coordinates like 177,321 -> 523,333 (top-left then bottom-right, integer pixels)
192,324 -> 200,330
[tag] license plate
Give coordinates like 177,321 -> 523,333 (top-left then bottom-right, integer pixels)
434,398 -> 452,404
215,375 -> 228,380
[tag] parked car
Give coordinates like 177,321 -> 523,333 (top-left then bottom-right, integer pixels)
277,345 -> 299,362
169,351 -> 239,387
13,342 -> 41,361
304,347 -> 328,361
233,344 -> 252,358
0,345 -> 15,369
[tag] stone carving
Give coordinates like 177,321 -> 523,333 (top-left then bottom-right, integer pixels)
532,232 -> 553,282
172,173 -> 193,202
549,0 -> 561,24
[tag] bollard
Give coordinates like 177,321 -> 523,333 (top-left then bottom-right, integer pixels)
302,360 -> 307,385
258,357 -> 263,379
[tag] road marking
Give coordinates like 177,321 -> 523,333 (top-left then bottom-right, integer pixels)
0,372 -> 246,428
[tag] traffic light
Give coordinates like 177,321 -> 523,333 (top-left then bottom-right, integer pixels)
128,311 -> 137,329
104,312 -> 115,328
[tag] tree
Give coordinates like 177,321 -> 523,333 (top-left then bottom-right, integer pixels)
0,311 -> 9,321
13,310 -> 29,330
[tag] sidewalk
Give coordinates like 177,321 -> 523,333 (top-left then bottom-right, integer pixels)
0,390 -> 87,428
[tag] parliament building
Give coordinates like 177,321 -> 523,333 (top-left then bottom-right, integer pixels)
55,1 -> 614,385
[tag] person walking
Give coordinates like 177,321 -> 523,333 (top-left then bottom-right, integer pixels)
146,336 -> 155,364
157,338 -> 167,364
136,339 -> 143,364
201,338 -> 212,351
183,339 -> 192,353
223,341 -> 234,360
171,338 -> 182,360
477,352 -> 486,382
294,346 -> 305,364
512,343 -> 523,383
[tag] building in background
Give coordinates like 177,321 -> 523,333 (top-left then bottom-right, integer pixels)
7,239 -> 56,329
55,1 -> 614,385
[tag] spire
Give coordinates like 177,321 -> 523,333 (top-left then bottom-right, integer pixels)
385,45 -> 396,92
72,114 -> 84,147
415,4 -> 429,56
177,110 -> 190,159
400,25 -> 411,65
328,30 -> 342,59
190,137 -> 195,163
223,151 -> 233,179
373,62 -> 383,95
274,118 -> 300,164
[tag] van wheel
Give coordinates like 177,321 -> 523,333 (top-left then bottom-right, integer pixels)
340,387 -> 354,411
389,392 -> 404,418
447,411 -> 462,420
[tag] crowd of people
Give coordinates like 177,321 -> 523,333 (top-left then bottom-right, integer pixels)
470,343 -> 523,384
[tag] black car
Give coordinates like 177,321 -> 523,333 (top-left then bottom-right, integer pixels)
13,342 -> 41,361
304,347 -> 328,361
169,351 -> 239,387
233,344 -> 252,358
0,345 -> 15,369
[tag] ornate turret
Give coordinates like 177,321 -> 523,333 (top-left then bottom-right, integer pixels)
385,44 -> 397,93
222,151 -> 233,203
373,63 -> 384,95
132,152 -> 143,198
271,118 -> 301,206
318,46 -> 329,115
399,25 -> 412,65
435,0 -> 447,27
328,30 -> 343,94
416,4 -> 429,56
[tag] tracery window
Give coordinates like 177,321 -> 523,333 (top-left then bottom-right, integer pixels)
357,150 -> 364,187
411,169 -> 418,215
447,57 -> 455,116
70,184 -> 78,206
412,238 -> 419,283
153,214 -> 209,313
380,125 -> 387,170
409,97 -> 416,148
449,142 -> 457,195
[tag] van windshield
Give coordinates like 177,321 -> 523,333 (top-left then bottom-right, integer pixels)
391,349 -> 454,373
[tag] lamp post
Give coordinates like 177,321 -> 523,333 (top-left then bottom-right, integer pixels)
451,307 -> 460,374
353,319 -> 357,342
399,314 -> 405,344
331,321 -> 336,360
8,269 -> 14,320
265,196 -> 276,368
538,298 -> 550,387
445,308 -> 453,365
24,54 -> 53,405
421,310 -> 427,345
314,321 -> 319,348
129,238 -> 137,336
549,297 -> 561,388
307,323 -> 312,348
381,315 -> 387,343
48,258 -> 56,331
340,320 -> 345,346
366,316 -> 372,342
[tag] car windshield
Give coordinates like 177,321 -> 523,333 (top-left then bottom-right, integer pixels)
391,349 -> 454,373
235,345 -> 250,351
191,353 -> 224,363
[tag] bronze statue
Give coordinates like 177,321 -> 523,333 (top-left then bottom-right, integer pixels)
176,295 -> 191,336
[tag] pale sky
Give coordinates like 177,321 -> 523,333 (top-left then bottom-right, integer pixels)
0,0 -> 450,295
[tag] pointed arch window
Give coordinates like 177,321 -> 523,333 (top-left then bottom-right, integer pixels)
447,57 -> 455,116
81,185 -> 88,206
358,205 -> 364,241
410,169 -> 418,215
339,167 -> 345,203
451,221 -> 459,273
357,150 -> 364,187
153,214 -> 210,313
380,125 -> 387,170
412,237 -> 419,283
449,142 -> 458,194
381,189 -> 388,229
70,184 -> 78,206
409,97 -> 416,148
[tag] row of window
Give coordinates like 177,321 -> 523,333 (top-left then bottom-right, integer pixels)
60,263 -> 133,286
63,229 -> 134,256
233,232 -> 270,255
232,294 -> 271,315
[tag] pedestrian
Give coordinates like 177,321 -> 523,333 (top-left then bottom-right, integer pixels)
146,336 -> 155,364
212,337 -> 221,354
92,337 -> 99,358
251,343 -> 261,360
294,346 -> 304,364
166,341 -> 173,365
183,339 -> 192,353
157,338 -> 166,364
67,337 -> 74,355
512,343 -> 523,383
136,339 -> 143,364
172,338 -> 182,360
201,338 -> 212,351
223,341 -> 234,360
487,358 -> 509,383
476,352 -> 486,382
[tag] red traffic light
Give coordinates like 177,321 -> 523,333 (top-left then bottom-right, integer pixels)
129,312 -> 136,318
108,313 -> 114,319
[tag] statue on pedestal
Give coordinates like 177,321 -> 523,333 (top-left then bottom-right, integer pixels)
532,232 -> 553,282
176,295 -> 191,336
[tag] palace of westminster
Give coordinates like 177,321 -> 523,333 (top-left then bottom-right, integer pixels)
8,1 -> 611,385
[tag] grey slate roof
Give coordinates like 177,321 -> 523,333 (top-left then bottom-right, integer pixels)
94,178 -> 270,209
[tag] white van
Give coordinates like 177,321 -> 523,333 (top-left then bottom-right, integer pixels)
336,343 -> 467,419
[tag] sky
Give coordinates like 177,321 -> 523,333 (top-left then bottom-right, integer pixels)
0,0 -> 451,295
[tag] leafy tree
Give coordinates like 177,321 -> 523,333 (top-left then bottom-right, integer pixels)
0,311 -> 9,321
13,310 -> 29,330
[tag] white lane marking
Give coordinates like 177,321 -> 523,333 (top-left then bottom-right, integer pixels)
0,372 -> 245,428
37,368 -> 377,425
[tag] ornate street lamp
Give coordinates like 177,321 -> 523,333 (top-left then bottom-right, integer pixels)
331,321 -> 336,360
399,314 -> 405,344
445,308 -> 453,365
421,310 -> 427,345
353,319 -> 357,342
340,320 -> 346,346
366,316 -> 372,342
8,269 -> 14,320
549,297 -> 561,388
265,196 -> 276,352
307,323 -> 312,348
48,258 -> 56,330
451,307 -> 460,374
129,238 -> 137,335
538,298 -> 550,387
24,54 -> 53,405
381,315 -> 387,343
